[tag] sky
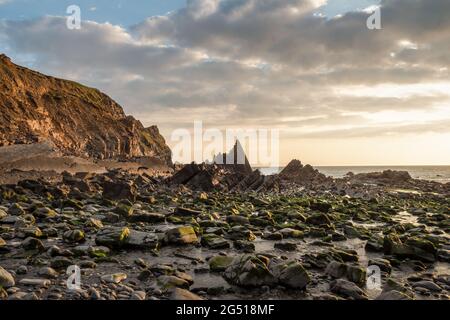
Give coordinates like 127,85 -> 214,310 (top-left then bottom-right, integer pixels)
1,0 -> 449,166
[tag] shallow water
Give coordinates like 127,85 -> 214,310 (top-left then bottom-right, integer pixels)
392,211 -> 419,225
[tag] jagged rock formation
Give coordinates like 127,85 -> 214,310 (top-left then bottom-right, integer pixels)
170,163 -> 279,192
0,54 -> 172,164
279,159 -> 330,186
213,141 -> 253,175
169,141 -> 278,192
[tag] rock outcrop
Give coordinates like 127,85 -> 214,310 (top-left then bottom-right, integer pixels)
0,54 -> 171,164
167,141 -> 278,192
213,141 -> 253,175
279,159 -> 330,186
169,163 -> 276,192
347,170 -> 412,185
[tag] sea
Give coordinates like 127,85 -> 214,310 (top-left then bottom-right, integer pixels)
257,166 -> 450,183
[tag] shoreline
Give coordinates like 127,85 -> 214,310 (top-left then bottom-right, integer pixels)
0,161 -> 449,301
256,165 -> 450,184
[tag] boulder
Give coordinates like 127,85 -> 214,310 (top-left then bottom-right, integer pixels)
310,201 -> 333,213
157,275 -> 190,290
412,281 -> 442,292
274,242 -> 297,251
368,258 -> 392,274
128,212 -> 165,223
330,279 -> 368,300
37,267 -> 59,279
223,255 -> 276,287
325,261 -> 347,278
126,230 -> 159,250
279,228 -> 304,239
171,163 -> 201,185
0,266 -> 15,288
164,226 -> 199,245
186,171 -> 216,191
21,237 -> 45,251
306,213 -> 332,227
170,288 -> 203,300
233,240 -> 255,253
8,203 -> 25,216
226,215 -> 250,225
376,290 -> 412,300
50,257 -> 73,269
384,235 -> 437,263
201,234 -> 230,249
63,175 -> 91,192
271,261 -> 310,290
95,227 -> 130,248
209,255 -> 235,272
225,226 -> 256,241
102,180 -> 136,201
63,230 -> 85,243
346,265 -> 366,285
173,207 -> 202,216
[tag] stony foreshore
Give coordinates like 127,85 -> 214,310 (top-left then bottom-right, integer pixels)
0,164 -> 449,301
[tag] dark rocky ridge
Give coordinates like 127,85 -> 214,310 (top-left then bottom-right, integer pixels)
0,54 -> 171,164
169,142 -> 279,192
279,159 -> 331,186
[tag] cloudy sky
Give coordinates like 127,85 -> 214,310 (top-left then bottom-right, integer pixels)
1,0 -> 449,166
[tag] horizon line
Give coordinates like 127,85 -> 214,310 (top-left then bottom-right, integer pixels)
253,164 -> 450,168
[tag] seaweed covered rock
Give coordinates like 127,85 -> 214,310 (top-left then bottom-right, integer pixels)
209,255 -> 235,272
270,261 -> 311,290
383,234 -> 437,263
164,226 -> 199,245
223,255 -> 276,287
95,227 -> 130,248
102,180 -> 137,201
329,279 -> 368,300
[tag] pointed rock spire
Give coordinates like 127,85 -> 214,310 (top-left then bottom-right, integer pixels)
214,140 -> 253,174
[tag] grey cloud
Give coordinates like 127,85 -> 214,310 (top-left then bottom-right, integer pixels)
296,118 -> 450,139
1,17 -> 199,78
134,0 -> 450,70
0,0 -> 449,144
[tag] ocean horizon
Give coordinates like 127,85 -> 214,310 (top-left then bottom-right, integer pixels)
257,165 -> 450,183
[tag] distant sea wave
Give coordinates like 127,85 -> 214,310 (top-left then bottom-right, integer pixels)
257,166 -> 450,183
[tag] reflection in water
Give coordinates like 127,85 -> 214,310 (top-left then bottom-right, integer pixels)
393,211 -> 419,225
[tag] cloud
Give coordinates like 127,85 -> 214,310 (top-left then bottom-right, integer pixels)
133,0 -> 450,69
0,0 -> 449,155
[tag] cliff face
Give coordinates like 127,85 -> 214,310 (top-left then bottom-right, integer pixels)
0,54 -> 172,164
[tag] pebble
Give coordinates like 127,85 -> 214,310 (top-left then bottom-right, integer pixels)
0,266 -> 15,288
101,273 -> 127,284
19,278 -> 51,287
